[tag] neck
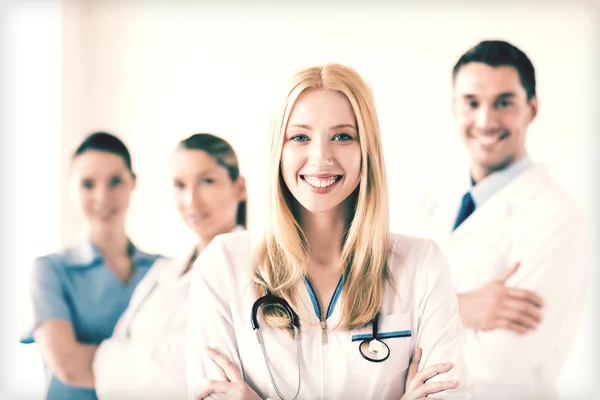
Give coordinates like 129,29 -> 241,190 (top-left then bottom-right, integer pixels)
298,201 -> 351,269
471,151 -> 526,184
91,228 -> 130,258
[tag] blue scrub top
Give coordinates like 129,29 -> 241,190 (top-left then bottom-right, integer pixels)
20,238 -> 161,400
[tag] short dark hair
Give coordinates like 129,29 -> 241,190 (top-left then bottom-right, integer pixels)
177,133 -> 246,228
453,40 -> 536,100
73,132 -> 134,175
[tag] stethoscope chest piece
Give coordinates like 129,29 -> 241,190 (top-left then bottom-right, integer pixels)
359,338 -> 390,362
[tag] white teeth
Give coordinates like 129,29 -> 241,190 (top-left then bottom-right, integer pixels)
477,135 -> 500,145
304,176 -> 337,188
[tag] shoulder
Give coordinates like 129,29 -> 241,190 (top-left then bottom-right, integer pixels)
388,233 -> 448,281
518,166 -> 585,223
31,251 -> 69,278
132,245 -> 165,268
193,231 -> 252,281
141,254 -> 178,281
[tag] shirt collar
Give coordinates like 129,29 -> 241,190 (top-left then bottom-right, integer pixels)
65,237 -> 154,267
469,154 -> 533,208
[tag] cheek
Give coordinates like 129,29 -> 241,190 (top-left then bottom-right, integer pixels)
77,190 -> 94,211
209,188 -> 238,213
174,192 -> 185,213
117,187 -> 132,203
280,151 -> 297,186
455,110 -> 473,131
341,145 -> 362,176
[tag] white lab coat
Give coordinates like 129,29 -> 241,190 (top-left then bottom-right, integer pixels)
400,164 -> 588,399
186,231 -> 473,400
92,251 -> 193,400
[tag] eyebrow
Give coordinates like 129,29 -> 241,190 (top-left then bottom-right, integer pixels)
461,92 -> 516,100
288,123 -> 357,130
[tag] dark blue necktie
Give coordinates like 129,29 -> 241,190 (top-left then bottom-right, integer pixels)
452,191 -> 476,231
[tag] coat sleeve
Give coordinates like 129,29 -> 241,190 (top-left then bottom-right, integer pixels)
93,313 -> 188,399
462,207 -> 588,386
413,240 -> 474,399
186,236 -> 244,400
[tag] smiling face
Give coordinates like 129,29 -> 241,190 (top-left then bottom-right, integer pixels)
280,90 -> 361,216
71,150 -> 136,235
453,62 -> 538,182
171,148 -> 245,241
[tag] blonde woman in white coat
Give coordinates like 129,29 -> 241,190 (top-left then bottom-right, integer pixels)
92,133 -> 247,400
186,64 -> 472,400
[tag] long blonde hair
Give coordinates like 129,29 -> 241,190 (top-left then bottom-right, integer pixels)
252,63 -> 390,332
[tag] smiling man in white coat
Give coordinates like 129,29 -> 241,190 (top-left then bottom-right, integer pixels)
400,40 -> 588,399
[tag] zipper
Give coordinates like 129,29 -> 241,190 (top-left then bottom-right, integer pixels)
303,276 -> 342,400
321,319 -> 330,400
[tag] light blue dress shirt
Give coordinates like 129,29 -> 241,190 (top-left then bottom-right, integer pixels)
469,154 -> 533,207
21,238 -> 161,400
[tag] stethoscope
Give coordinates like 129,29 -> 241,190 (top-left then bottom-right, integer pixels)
251,294 -> 390,400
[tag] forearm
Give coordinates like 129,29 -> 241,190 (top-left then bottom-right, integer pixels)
54,343 -> 98,388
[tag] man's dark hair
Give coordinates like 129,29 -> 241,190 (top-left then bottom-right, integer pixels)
453,40 -> 536,100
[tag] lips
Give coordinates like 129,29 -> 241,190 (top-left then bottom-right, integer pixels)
93,209 -> 118,220
187,212 -> 210,224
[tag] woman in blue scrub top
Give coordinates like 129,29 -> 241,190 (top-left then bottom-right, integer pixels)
20,132 -> 161,400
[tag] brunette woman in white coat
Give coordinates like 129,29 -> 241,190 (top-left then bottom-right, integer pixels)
92,133 -> 247,399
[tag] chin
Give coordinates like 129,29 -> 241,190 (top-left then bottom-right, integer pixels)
296,199 -> 343,215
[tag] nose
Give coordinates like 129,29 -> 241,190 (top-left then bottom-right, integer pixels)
93,185 -> 110,208
182,187 -> 203,209
474,105 -> 501,132
307,137 -> 334,168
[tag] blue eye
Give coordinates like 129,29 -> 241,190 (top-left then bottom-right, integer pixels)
202,178 -> 215,184
290,134 -> 309,142
332,133 -> 354,141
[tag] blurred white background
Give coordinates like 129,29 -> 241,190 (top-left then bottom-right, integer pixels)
2,0 -> 598,398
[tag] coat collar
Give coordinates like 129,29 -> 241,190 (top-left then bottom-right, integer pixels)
450,164 -> 549,238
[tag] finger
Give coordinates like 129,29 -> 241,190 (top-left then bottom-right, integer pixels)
410,380 -> 459,399
196,380 -> 238,399
206,347 -> 243,383
496,308 -> 539,330
492,317 -> 529,334
506,287 -> 544,308
497,262 -> 520,283
503,298 -> 543,322
407,362 -> 453,392
406,347 -> 423,385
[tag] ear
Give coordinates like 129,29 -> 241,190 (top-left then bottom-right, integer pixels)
528,96 -> 539,122
236,176 -> 247,201
130,173 -> 137,190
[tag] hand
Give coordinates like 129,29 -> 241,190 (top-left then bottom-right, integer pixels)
457,262 -> 545,333
196,347 -> 262,400
401,348 -> 459,400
